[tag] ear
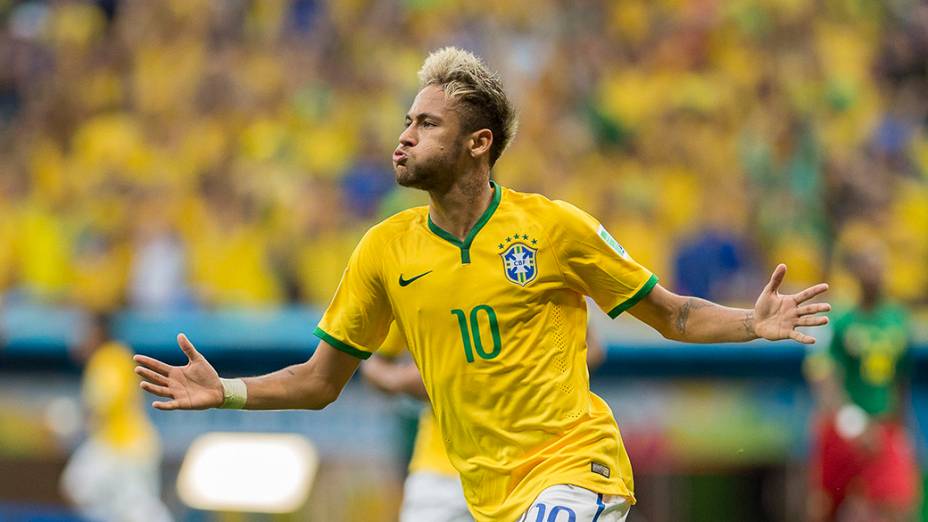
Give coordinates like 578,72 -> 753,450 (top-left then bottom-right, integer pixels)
468,129 -> 493,160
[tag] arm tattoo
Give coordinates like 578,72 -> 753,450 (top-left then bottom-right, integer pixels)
742,311 -> 755,337
674,298 -> 712,335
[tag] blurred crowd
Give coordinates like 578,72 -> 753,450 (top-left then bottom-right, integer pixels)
0,0 -> 926,313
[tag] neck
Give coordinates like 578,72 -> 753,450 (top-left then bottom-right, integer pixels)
428,170 -> 493,241
859,293 -> 880,312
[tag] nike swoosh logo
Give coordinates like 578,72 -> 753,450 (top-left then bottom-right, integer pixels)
399,270 -> 433,287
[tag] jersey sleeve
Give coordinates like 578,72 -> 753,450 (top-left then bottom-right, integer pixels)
550,201 -> 658,318
313,228 -> 394,359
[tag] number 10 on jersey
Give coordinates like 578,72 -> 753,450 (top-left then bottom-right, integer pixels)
451,305 -> 502,362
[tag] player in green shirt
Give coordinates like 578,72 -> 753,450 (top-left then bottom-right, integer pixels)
807,248 -> 919,522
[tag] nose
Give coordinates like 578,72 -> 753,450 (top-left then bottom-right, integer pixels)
398,125 -> 416,148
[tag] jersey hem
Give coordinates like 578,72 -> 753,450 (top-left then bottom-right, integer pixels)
408,463 -> 460,476
313,327 -> 373,360
607,273 -> 659,318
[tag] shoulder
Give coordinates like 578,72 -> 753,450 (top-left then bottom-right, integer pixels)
502,186 -> 596,228
87,341 -> 133,371
830,308 -> 855,332
501,188 -> 606,257
880,301 -> 910,322
360,206 -> 428,246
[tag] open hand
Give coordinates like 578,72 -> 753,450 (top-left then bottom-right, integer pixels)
133,333 -> 224,410
753,264 -> 831,344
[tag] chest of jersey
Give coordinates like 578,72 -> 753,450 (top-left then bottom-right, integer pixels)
382,211 -> 585,383
387,215 -> 561,321
840,321 -> 908,386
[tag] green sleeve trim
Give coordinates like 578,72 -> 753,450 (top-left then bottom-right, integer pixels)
313,327 -> 372,360
608,274 -> 659,319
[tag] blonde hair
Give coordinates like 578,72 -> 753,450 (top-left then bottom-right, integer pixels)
418,47 -> 518,167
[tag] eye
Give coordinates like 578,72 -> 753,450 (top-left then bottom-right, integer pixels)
422,120 -> 436,128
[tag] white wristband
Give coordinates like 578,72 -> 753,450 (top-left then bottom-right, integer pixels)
219,378 -> 247,409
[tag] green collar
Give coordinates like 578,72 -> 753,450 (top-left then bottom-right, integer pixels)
427,181 -> 502,264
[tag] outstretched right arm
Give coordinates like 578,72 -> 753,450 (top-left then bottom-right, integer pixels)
134,333 -> 360,411
137,227 -> 395,412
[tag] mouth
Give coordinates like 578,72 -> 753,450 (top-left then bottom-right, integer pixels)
393,150 -> 408,165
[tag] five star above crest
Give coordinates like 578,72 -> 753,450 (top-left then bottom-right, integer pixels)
498,233 -> 539,251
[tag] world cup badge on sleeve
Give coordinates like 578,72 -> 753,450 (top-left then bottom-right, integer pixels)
500,242 -> 538,287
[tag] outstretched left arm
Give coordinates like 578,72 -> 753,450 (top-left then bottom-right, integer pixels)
629,264 -> 831,344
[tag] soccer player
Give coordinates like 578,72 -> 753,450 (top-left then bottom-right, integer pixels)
134,47 -> 831,521
62,314 -> 173,522
806,248 -> 918,522
362,322 -> 605,522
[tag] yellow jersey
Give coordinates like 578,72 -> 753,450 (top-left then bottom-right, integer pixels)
377,323 -> 460,477
83,341 -> 160,456
316,182 -> 657,521
407,408 -> 458,476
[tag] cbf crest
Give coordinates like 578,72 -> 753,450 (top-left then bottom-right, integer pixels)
497,233 -> 539,287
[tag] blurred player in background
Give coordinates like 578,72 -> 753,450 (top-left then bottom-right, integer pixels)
362,321 -> 605,522
61,314 -> 173,522
134,47 -> 831,522
805,245 -> 919,522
